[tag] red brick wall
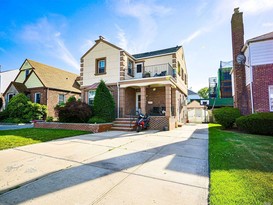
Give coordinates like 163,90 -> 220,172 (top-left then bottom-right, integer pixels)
125,87 -> 136,115
46,89 -> 80,118
29,87 -> 47,105
34,122 -> 112,133
146,87 -> 165,113
252,64 -> 273,112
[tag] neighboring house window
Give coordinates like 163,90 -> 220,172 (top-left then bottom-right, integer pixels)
96,58 -> 106,74
269,85 -> 273,112
88,90 -> 96,105
58,94 -> 65,105
7,93 -> 15,102
128,59 -> 133,76
25,69 -> 30,79
35,93 -> 41,104
178,62 -> 181,76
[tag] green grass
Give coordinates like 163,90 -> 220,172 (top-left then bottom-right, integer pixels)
209,124 -> 273,205
0,128 -> 90,150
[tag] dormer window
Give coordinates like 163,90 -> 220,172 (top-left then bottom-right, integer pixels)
96,58 -> 106,75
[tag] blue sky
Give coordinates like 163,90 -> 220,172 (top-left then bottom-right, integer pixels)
1,0 -> 273,92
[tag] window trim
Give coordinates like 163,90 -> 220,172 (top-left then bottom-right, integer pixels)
127,58 -> 134,77
34,92 -> 41,104
269,85 -> 273,112
58,94 -> 65,105
7,93 -> 15,102
95,57 -> 106,75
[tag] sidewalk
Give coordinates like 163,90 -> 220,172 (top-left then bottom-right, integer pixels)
0,124 -> 208,205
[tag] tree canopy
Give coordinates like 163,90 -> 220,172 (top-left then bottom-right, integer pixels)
198,87 -> 209,99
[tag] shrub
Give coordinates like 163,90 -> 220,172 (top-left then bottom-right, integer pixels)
46,116 -> 54,122
5,94 -> 47,123
236,112 -> 273,135
57,101 -> 92,123
88,116 -> 107,124
93,80 -> 115,122
212,107 -> 241,129
67,96 -> 77,103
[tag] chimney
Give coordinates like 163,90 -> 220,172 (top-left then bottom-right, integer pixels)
231,7 -> 249,115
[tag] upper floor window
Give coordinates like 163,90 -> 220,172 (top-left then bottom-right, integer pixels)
35,93 -> 41,104
25,69 -> 30,79
96,58 -> 106,74
128,59 -> 133,76
59,94 -> 65,105
269,85 -> 273,112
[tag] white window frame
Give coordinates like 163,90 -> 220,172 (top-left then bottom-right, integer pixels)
269,85 -> 273,112
7,93 -> 15,102
35,92 -> 41,104
88,90 -> 96,105
58,94 -> 65,105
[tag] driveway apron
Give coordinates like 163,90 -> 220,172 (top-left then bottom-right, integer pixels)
0,124 -> 209,205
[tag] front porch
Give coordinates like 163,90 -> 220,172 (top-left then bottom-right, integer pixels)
118,80 -> 187,130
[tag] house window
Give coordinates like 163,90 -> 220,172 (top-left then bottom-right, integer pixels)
35,93 -> 41,104
269,85 -> 273,112
7,93 -> 15,102
88,90 -> 96,105
96,58 -> 106,74
178,62 -> 181,76
128,59 -> 133,76
25,69 -> 30,79
58,94 -> 65,105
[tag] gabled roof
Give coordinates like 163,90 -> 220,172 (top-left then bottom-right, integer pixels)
132,46 -> 182,59
187,100 -> 205,108
12,82 -> 28,93
188,89 -> 198,95
26,59 -> 80,93
246,31 -> 273,44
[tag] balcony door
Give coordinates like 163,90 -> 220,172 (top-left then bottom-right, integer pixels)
135,63 -> 143,79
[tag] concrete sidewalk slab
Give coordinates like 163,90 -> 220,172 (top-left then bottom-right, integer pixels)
0,123 -> 209,205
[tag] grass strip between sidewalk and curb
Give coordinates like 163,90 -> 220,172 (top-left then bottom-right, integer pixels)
209,123 -> 273,205
0,128 -> 90,150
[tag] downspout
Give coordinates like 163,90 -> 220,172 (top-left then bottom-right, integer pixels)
249,45 -> 254,114
117,51 -> 121,118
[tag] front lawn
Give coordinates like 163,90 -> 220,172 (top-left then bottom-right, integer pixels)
209,124 -> 273,205
0,128 -> 90,150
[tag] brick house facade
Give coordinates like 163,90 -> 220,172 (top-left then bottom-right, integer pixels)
80,36 -> 188,130
231,8 -> 273,114
4,59 -> 81,118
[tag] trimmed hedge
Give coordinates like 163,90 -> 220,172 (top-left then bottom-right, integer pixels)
88,116 -> 107,124
212,107 -> 241,129
236,112 -> 273,135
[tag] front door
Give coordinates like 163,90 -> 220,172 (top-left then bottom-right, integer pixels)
136,92 -> 141,114
135,63 -> 143,78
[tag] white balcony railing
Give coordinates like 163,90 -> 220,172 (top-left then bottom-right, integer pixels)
124,63 -> 174,80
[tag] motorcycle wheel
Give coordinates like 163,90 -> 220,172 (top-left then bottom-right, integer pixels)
136,125 -> 141,132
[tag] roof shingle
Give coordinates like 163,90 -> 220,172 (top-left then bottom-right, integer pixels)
132,46 -> 182,59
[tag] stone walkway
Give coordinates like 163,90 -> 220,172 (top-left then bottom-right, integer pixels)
0,123 -> 208,205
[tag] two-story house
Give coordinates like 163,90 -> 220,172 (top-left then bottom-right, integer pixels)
231,8 -> 273,114
4,59 -> 81,118
80,36 -> 188,130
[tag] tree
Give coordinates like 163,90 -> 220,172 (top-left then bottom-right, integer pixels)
198,87 -> 209,99
93,80 -> 115,122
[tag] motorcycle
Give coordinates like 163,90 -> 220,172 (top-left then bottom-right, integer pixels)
136,113 -> 150,132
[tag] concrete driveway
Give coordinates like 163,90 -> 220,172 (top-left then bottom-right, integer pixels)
0,124 -> 208,205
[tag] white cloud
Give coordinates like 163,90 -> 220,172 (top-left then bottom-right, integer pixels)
115,25 -> 128,50
20,16 -> 79,70
262,22 -> 273,27
114,0 -> 172,53
181,30 -> 202,45
237,0 -> 273,14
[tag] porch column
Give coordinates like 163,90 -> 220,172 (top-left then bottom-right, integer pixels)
165,85 -> 172,117
119,88 -> 125,117
140,86 -> 146,114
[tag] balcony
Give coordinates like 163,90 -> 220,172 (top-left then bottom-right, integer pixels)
124,63 -> 175,80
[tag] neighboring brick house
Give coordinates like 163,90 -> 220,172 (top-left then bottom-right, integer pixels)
80,36 -> 188,130
3,59 -> 81,118
231,8 -> 273,114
